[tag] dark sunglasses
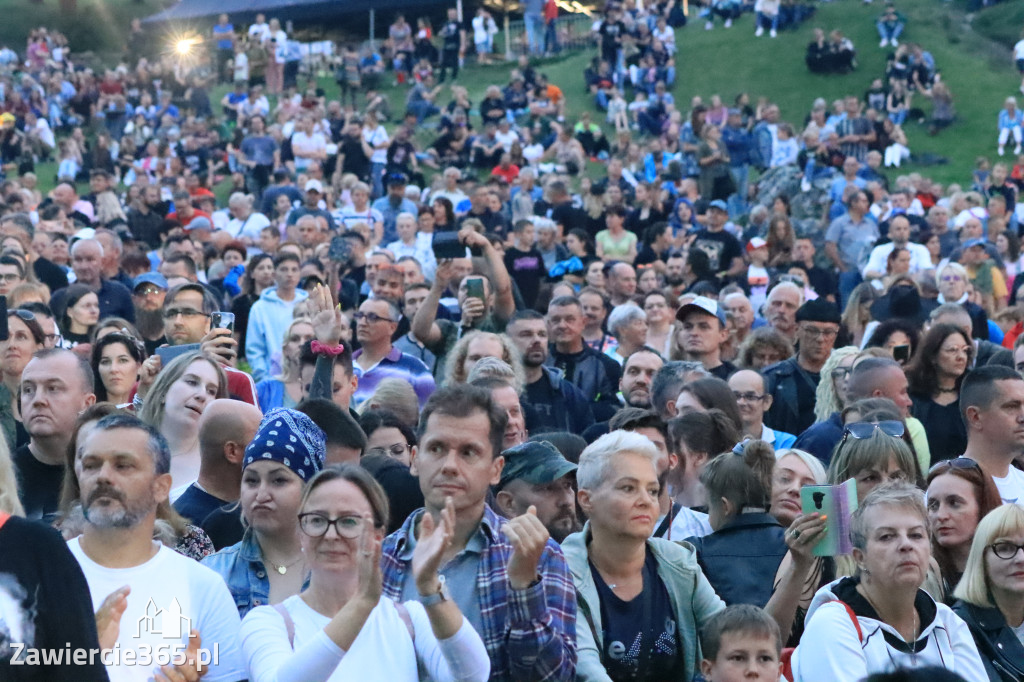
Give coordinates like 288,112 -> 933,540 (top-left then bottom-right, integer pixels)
928,456 -> 981,476
843,420 -> 905,441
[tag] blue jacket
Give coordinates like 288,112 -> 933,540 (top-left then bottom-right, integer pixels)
244,286 -> 309,382
793,412 -> 844,465
685,512 -> 787,608
201,528 -> 310,618
722,125 -> 754,167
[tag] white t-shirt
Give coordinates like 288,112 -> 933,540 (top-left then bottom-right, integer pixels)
290,131 -> 326,171
227,211 -> 271,241
991,466 -> 1024,505
1015,39 -> 1024,60
240,594 -> 490,682
68,538 -> 245,682
362,125 -> 390,165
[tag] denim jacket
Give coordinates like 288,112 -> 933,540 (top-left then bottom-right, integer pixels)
201,528 -> 310,619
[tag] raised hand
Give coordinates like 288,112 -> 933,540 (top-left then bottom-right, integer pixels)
95,585 -> 130,650
460,296 -> 486,325
785,512 -> 827,564
412,498 -> 455,596
137,354 -> 162,398
355,517 -> 383,607
310,284 -> 345,346
433,259 -> 455,291
502,505 -> 550,590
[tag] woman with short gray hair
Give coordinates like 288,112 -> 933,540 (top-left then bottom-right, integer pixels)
563,430 -> 725,681
606,303 -> 648,365
791,482 -> 985,681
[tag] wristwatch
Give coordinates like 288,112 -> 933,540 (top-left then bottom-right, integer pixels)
418,574 -> 451,607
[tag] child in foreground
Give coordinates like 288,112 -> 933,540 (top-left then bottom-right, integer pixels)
700,604 -> 783,682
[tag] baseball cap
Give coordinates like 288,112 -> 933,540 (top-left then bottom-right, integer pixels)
304,179 -> 323,193
73,227 -> 96,241
133,272 -> 168,292
185,216 -> 212,232
385,172 -> 408,186
708,199 -> 729,212
747,237 -> 768,252
0,112 -> 15,128
498,440 -> 577,490
675,295 -> 727,327
964,238 -> 987,249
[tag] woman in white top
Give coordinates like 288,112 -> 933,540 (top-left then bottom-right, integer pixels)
240,464 -> 490,682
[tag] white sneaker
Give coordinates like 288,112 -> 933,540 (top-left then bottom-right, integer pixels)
999,146 -> 1006,156
1016,144 -> 1022,155
705,20 -> 713,29
880,38 -> 888,47
770,28 -> 777,37
755,26 -> 764,36
891,38 -> 898,47
725,18 -> 732,27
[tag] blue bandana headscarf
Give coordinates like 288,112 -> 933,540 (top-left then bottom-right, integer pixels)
243,408 -> 326,481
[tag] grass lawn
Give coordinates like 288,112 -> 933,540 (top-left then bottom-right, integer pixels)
19,0 -> 1024,195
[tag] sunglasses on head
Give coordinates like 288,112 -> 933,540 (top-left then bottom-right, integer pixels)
843,420 -> 905,441
928,456 -> 981,476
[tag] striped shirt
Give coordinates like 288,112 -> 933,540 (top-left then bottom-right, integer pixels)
352,346 -> 436,409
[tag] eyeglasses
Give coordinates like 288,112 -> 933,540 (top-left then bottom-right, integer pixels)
800,325 -> 839,339
353,311 -> 395,323
162,308 -> 209,320
298,513 -> 366,538
843,420 -> 905,440
941,275 -> 964,282
135,284 -> 164,296
928,456 -> 981,476
830,367 -> 851,380
44,332 -> 61,345
366,442 -> 410,459
940,345 -> 971,356
989,541 -> 1024,560
0,273 -> 22,282
732,391 -> 766,403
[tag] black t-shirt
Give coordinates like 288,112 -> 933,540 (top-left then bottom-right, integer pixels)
440,20 -> 462,51
524,374 -> 565,434
591,550 -> 680,681
339,133 -> 370,180
173,484 -> 230,526
504,246 -> 545,309
200,504 -> 245,551
598,20 -> 625,58
32,258 -> 68,295
550,202 -> 588,235
692,229 -> 742,274
0,515 -> 109,681
12,444 -> 63,523
708,360 -> 738,381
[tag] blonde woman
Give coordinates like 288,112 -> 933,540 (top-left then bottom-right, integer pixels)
443,331 -> 525,387
814,346 -> 860,423
356,377 -> 420,427
0,431 -> 24,515
255,318 -> 315,410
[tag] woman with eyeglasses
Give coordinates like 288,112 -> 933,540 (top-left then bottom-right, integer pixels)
239,464 -> 489,682
927,457 -> 1003,600
906,323 -> 973,464
203,408 -> 325,618
0,308 -> 44,448
90,331 -> 145,407
686,439 -> 788,609
813,346 -> 859,424
360,408 -> 416,466
952,504 -> 1024,681
255,318 -> 315,411
57,283 -> 100,348
792,483 -> 986,681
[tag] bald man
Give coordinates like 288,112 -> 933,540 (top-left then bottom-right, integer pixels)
172,399 -> 263,524
728,369 -> 796,449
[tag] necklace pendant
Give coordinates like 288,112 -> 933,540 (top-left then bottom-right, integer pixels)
276,565 -> 287,575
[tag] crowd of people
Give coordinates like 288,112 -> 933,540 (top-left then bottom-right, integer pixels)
1,1 -> 1024,681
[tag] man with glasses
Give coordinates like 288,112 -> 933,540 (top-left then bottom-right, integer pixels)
763,300 -> 841,437
961,365 -> 1024,504
352,297 -> 435,409
18,302 -> 61,348
50,238 -> 135,323
728,369 -> 796,449
676,296 -> 737,380
245,252 -> 309,382
0,254 -> 25,295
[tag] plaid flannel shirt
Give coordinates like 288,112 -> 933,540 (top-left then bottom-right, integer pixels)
381,505 -> 577,682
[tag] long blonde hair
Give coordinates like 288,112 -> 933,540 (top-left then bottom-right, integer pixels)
814,346 -> 860,423
0,434 -> 24,515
